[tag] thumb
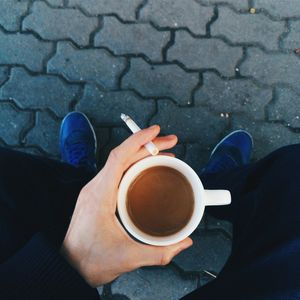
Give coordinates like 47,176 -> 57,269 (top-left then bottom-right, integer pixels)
136,237 -> 193,267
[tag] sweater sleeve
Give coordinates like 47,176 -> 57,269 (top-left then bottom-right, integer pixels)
0,233 -> 100,300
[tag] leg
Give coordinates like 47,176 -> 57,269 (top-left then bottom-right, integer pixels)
0,147 -> 94,262
183,145 -> 300,299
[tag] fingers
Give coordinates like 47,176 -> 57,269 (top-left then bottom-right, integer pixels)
134,237 -> 193,268
131,135 -> 178,163
96,125 -> 160,185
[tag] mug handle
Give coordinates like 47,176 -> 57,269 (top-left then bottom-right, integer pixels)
203,189 -> 231,206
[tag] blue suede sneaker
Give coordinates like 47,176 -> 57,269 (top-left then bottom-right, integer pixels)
60,112 -> 97,172
202,130 -> 253,174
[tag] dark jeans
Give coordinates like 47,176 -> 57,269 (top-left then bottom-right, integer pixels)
0,145 -> 299,299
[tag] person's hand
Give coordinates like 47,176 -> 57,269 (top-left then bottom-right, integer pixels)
61,125 -> 193,287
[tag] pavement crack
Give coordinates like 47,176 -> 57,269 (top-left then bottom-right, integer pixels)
205,5 -> 218,38
135,0 -> 148,20
162,29 -> 175,62
278,20 -> 291,53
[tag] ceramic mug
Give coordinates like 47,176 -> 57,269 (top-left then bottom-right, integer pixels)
117,155 -> 231,246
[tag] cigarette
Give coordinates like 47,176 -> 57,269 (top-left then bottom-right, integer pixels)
120,113 -> 159,156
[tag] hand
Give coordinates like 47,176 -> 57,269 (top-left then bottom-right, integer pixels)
61,125 -> 193,287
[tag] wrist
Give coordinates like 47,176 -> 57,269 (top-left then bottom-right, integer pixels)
60,237 -> 95,287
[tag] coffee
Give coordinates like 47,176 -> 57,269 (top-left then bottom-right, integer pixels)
126,166 -> 194,237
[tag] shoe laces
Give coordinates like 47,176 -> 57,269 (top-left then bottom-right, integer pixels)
65,131 -> 95,168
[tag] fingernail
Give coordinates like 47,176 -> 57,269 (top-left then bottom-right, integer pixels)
149,125 -> 159,130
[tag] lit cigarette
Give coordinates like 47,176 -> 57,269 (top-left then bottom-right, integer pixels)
120,113 -> 159,156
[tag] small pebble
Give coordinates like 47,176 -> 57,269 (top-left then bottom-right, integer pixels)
250,8 -> 256,14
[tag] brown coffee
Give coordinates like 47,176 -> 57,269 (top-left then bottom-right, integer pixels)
126,166 -> 194,237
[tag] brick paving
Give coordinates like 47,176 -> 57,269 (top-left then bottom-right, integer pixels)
1,1 -> 300,299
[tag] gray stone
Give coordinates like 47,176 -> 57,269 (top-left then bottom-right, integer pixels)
169,143 -> 186,160
198,0 -> 248,10
254,0 -> 300,18
282,21 -> 300,51
268,87 -> 300,128
240,47 -> 300,92
68,0 -> 143,21
0,0 -> 29,31
150,100 -> 228,143
211,6 -> 285,50
25,111 -> 60,155
76,84 -> 155,127
168,31 -> 243,76
109,127 -> 131,150
184,143 -> 211,174
97,286 -> 103,296
0,101 -> 31,145
231,116 -> 300,159
94,16 -> 170,62
194,72 -> 272,120
206,214 -> 233,238
23,2 -> 98,47
111,266 -> 198,300
0,67 -> 80,117
122,58 -> 199,104
140,0 -> 213,35
173,231 -> 231,273
0,31 -> 53,72
45,0 -> 64,6
0,67 -> 9,86
48,42 -> 126,89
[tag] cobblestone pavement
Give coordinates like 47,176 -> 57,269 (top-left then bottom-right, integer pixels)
1,0 -> 300,299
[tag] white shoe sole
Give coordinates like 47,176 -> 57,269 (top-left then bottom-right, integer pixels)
210,130 -> 254,158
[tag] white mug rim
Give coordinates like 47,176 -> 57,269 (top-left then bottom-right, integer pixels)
117,155 -> 205,246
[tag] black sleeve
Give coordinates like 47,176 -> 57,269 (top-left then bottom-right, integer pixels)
0,233 -> 100,300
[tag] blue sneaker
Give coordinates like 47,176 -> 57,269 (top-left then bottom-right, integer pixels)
60,112 -> 97,172
202,130 -> 253,174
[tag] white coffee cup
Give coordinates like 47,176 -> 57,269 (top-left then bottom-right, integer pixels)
117,155 -> 231,246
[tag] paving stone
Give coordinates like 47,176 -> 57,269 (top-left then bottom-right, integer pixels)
198,0 -> 248,10
0,102 -> 31,145
94,16 -> 170,62
211,7 -> 285,50
0,0 -> 29,31
111,266 -> 198,300
76,84 -> 155,127
168,31 -> 243,76
254,0 -> 300,19
173,230 -> 231,273
23,2 -> 98,47
25,111 -> 60,155
268,87 -> 300,128
45,0 -> 64,6
0,31 -> 53,72
240,48 -> 300,92
231,116 -> 300,159
150,100 -> 228,143
48,42 -> 126,89
168,143 -> 186,160
282,21 -> 300,51
97,286 -> 103,296
140,0 -> 213,35
68,0 -> 143,21
184,143 -> 211,174
194,72 -> 272,120
0,67 -> 9,86
206,214 -> 233,238
0,67 -> 79,117
122,58 -> 199,104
